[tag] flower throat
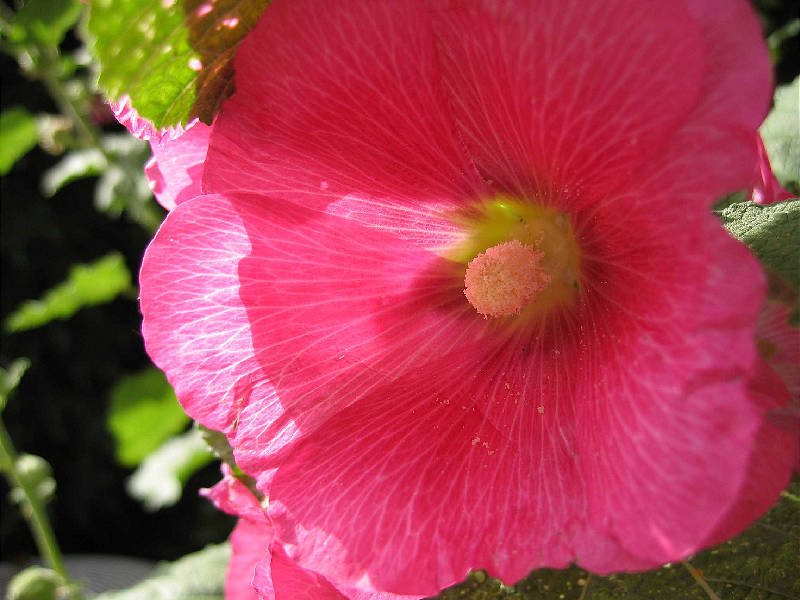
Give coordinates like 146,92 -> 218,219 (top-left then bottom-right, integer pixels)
449,198 -> 581,320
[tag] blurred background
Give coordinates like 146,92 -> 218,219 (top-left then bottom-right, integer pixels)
0,0 -> 236,587
0,0 -> 798,597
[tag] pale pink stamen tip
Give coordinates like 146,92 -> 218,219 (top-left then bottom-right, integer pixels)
463,240 -> 550,318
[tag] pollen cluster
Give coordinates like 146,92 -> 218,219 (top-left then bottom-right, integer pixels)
464,240 -> 550,318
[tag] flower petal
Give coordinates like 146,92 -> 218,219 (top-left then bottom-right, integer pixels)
701,356 -> 796,547
140,193 -> 274,435
227,519 -> 270,600
751,135 -> 795,205
429,0 -> 706,198
263,207 -> 783,590
140,192 -> 483,488
204,0 -> 482,205
145,121 -> 211,211
201,464 -> 265,524
255,543 -> 420,600
625,0 -> 772,203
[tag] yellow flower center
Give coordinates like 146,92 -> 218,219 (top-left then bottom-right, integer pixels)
449,198 -> 581,320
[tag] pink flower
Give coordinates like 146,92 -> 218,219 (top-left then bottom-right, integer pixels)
138,0 -> 797,597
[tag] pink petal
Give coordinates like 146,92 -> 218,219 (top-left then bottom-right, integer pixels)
258,203 -> 776,593
203,0 -> 483,205
140,194 -> 275,435
140,192 -> 477,488
635,0 -> 772,202
757,298 -> 800,404
263,209 -> 775,586
755,297 -> 800,471
702,356 -> 796,547
429,0 -> 705,198
200,464 -> 266,524
227,519 -> 271,600
203,463 -> 421,600
750,135 -> 795,204
287,545 -> 421,600
430,0 -> 770,202
684,0 -> 772,127
203,467 -> 271,600
256,544 -> 420,600
145,121 -> 212,211
254,545 -> 345,600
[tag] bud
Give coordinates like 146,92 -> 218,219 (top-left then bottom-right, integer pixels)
10,454 -> 56,505
6,567 -> 63,600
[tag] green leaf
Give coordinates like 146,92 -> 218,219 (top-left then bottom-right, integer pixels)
87,0 -> 270,130
198,424 -> 261,501
107,368 -> 190,467
719,198 -> 800,291
95,543 -> 229,600
0,358 -> 31,411
0,107 -> 39,175
8,0 -> 83,47
126,428 -> 215,511
5,253 -> 132,333
760,76 -> 799,194
433,481 -> 800,599
41,148 -> 108,197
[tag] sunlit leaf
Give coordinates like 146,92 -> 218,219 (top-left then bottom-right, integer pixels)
720,198 -> 800,291
5,253 -> 132,333
198,424 -> 261,500
0,358 -> 31,411
87,0 -> 270,130
107,368 -> 190,467
94,543 -> 229,600
126,428 -> 214,511
0,107 -> 38,175
41,148 -> 107,196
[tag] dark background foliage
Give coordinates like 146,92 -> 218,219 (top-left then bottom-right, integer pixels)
0,44 -> 234,565
0,0 -> 797,573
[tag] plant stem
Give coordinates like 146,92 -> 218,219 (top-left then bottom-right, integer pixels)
36,48 -> 108,154
682,560 -> 721,600
577,574 -> 592,600
0,416 -> 82,599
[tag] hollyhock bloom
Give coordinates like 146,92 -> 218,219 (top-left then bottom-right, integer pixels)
138,0 -> 797,597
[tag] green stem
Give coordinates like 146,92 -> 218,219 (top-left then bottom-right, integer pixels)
0,416 -> 82,599
779,489 -> 800,503
1,3 -> 108,158
36,48 -> 108,154
682,561 -> 721,600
